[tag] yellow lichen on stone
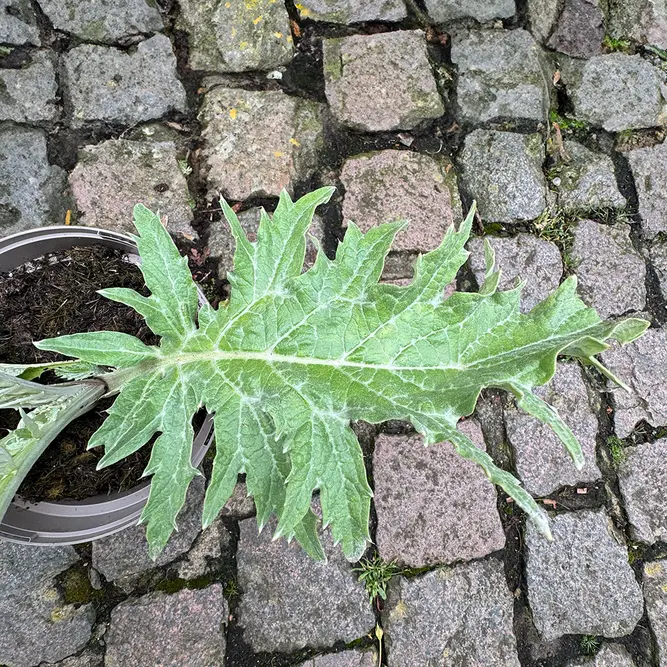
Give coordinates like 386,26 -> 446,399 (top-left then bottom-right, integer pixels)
290,137 -> 300,146
646,562 -> 664,577
43,587 -> 59,601
389,600 -> 408,620
275,31 -> 283,38
229,108 -> 238,120
253,15 -> 263,24
274,151 -> 285,158
50,607 -> 74,623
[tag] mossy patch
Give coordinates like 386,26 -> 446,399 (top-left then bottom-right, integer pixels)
323,40 -> 344,82
61,566 -> 102,605
607,436 -> 627,469
155,574 -> 217,595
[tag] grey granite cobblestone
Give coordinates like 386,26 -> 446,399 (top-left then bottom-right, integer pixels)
236,515 -> 375,653
451,28 -> 551,124
565,54 -> 666,132
643,560 -> 667,666
602,329 -> 667,438
458,130 -> 546,223
627,142 -> 667,240
618,439 -> 667,544
340,150 -> 461,253
553,141 -> 626,213
0,543 -> 93,667
570,220 -> 646,319
38,0 -> 163,43
0,124 -> 68,234
323,30 -> 443,132
176,0 -> 293,73
0,51 -> 59,123
546,0 -> 604,58
62,34 -> 186,127
105,585 -> 227,667
69,138 -> 194,236
383,559 -> 521,666
525,510 -> 643,640
526,0 -> 561,43
199,87 -> 323,200
373,420 -> 505,567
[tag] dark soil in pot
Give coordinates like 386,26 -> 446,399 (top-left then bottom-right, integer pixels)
0,244 -> 158,502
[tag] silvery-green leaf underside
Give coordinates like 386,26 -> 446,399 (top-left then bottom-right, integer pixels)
25,189 -> 646,561
0,378 -> 106,521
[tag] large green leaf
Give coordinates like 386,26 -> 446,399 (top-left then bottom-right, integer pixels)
30,191 -> 647,561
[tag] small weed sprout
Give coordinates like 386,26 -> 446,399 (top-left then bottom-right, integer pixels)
354,554 -> 401,601
646,44 -> 667,60
549,110 -> 587,133
374,625 -> 384,667
223,579 -> 239,601
534,208 -> 575,248
580,635 -> 601,655
627,541 -> 641,565
534,208 -> 576,271
534,205 -> 629,274
602,35 -> 632,52
178,159 -> 193,176
607,436 -> 627,469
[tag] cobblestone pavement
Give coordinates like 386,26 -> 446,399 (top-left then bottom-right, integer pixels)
2,1 -> 667,666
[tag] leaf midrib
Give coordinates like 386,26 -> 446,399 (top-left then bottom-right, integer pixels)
147,321 -> 602,375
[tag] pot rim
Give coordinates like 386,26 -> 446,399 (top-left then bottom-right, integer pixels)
0,224 -> 214,545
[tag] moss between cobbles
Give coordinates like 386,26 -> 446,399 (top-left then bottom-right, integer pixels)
223,578 -> 240,601
549,110 -> 588,133
602,35 -> 633,53
616,127 -> 666,151
607,436 -> 628,470
533,207 -> 576,270
154,573 -> 219,595
61,566 -> 103,605
322,39 -> 343,81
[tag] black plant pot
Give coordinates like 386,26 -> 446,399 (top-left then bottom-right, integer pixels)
0,226 -> 214,545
